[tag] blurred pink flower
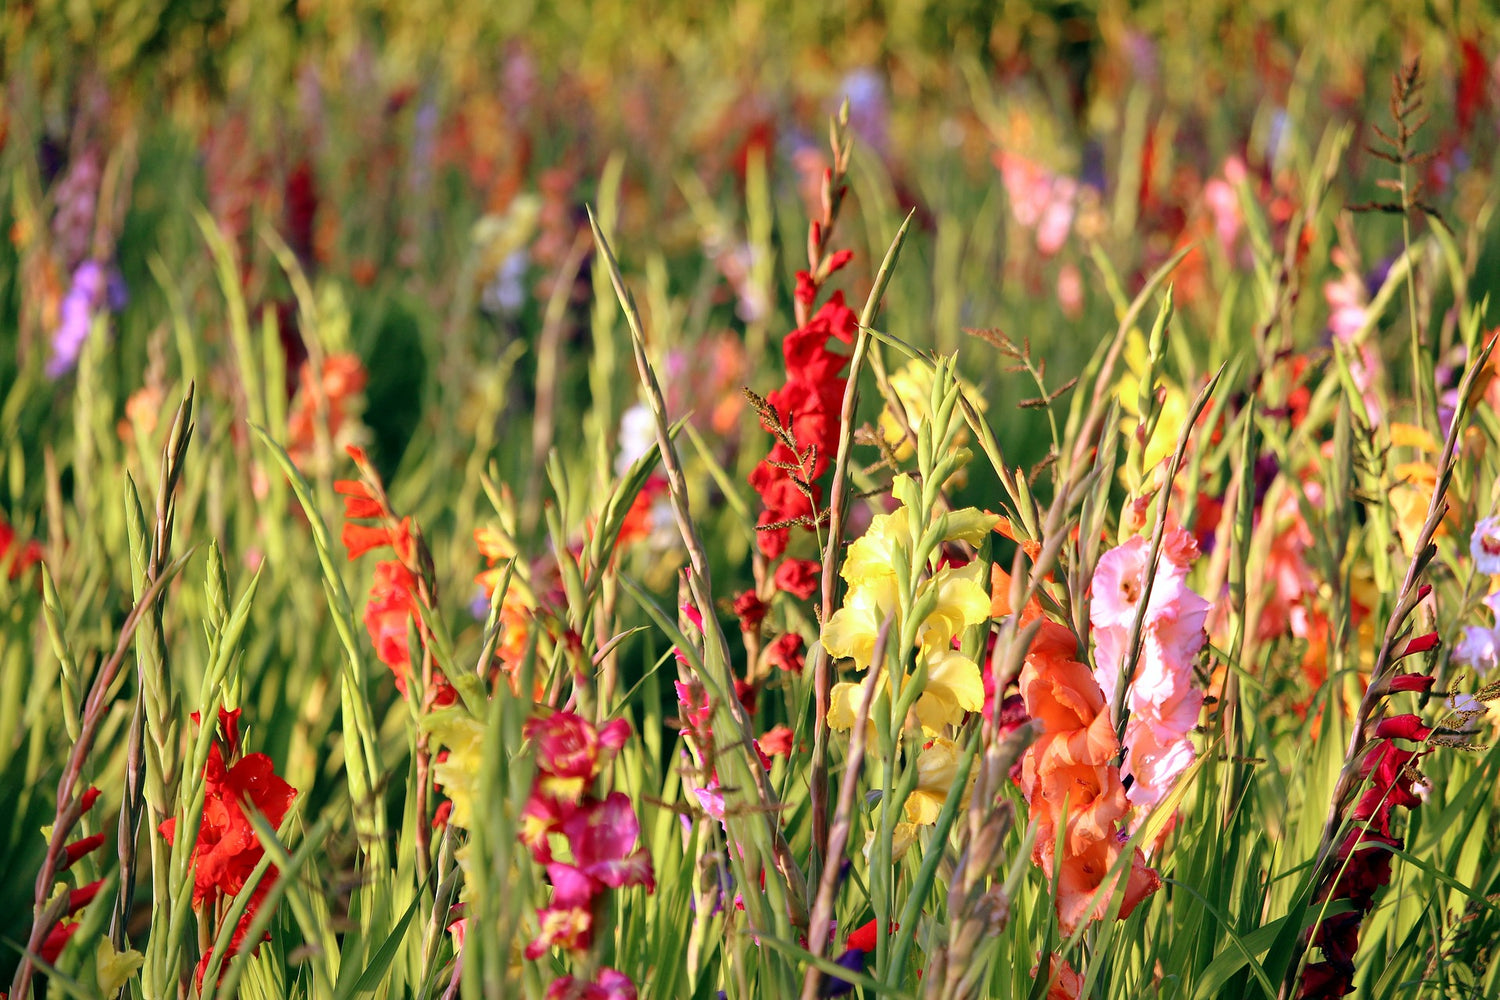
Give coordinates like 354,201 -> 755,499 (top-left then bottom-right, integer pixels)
546,968 -> 638,1000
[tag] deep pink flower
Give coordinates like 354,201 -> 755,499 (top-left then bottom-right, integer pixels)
560,792 -> 655,894
674,680 -> 713,740
527,712 -> 604,781
546,968 -> 638,1000
526,903 -> 593,959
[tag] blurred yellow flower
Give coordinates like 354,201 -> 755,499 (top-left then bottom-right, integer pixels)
428,711 -> 486,829
878,361 -> 986,465
1116,330 -> 1187,470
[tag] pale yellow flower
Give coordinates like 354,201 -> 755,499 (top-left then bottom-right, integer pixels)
915,561 -> 992,651
822,584 -> 887,669
1116,330 -> 1187,470
428,711 -> 486,829
911,647 -> 986,733
877,362 -> 987,466
903,736 -> 972,825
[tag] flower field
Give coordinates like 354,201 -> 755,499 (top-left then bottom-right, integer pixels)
6,3 -> 1500,998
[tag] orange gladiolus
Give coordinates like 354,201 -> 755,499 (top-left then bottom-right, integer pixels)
1018,616 -> 1160,933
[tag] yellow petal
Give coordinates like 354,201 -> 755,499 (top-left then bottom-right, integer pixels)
914,650 -> 985,733
943,508 -> 1001,546
96,939 -> 144,994
917,562 -> 992,650
821,587 -> 883,667
827,681 -> 863,731
903,788 -> 945,825
1390,422 -> 1440,452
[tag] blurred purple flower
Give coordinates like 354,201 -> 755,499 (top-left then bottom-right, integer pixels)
838,68 -> 889,159
51,151 -> 100,268
47,260 -> 123,379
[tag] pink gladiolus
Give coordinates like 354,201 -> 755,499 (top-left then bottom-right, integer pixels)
561,793 -> 655,893
1090,527 -> 1210,829
546,968 -> 639,1000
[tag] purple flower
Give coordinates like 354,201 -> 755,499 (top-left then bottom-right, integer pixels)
47,261 -> 110,379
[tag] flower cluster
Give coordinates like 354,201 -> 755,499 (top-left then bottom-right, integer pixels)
285,352 -> 369,474
511,711 -> 653,966
337,451 -> 456,708
1018,614 -> 1160,933
546,968 -> 638,1000
747,269 -> 857,561
823,476 -> 994,737
160,708 -> 296,987
32,786 -> 108,964
473,522 -> 542,682
1090,526 -> 1210,824
1301,736 -> 1428,998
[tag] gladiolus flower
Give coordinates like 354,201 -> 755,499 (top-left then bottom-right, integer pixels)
559,792 -> 655,893
0,517 -> 43,580
524,711 -> 629,804
766,632 -> 806,674
732,591 -> 768,631
40,920 -> 80,963
1470,516 -> 1500,574
1385,673 -> 1437,694
1090,527 -> 1209,825
1374,714 -> 1432,742
773,558 -> 821,599
160,744 -> 296,906
1019,616 -> 1160,933
547,969 -> 639,1000
1394,632 -> 1439,659
757,725 -> 795,757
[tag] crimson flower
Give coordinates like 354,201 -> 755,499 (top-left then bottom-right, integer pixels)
773,558 -> 821,599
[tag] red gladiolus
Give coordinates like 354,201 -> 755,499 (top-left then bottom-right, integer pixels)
0,517 -> 43,580
1394,632 -> 1439,659
61,833 -> 105,869
844,918 -> 896,953
160,744 -> 296,906
757,725 -> 795,757
773,558 -> 821,599
39,920 -> 79,964
1373,714 -> 1432,743
733,591 -> 768,631
748,290 -> 858,558
66,879 -> 103,914
766,632 -> 806,674
1301,739 -> 1427,998
157,727 -> 296,990
1385,673 -> 1436,694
